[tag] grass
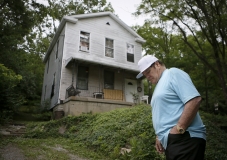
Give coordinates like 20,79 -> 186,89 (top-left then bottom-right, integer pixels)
0,104 -> 227,160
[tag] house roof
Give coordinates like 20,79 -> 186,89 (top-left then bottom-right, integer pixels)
43,12 -> 145,63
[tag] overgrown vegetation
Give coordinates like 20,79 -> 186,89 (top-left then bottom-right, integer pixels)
1,105 -> 226,160
0,0 -> 115,125
201,113 -> 227,160
23,105 -> 161,159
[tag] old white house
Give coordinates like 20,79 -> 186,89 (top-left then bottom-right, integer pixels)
41,12 -> 146,118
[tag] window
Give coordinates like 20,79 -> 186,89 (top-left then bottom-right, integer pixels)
56,40 -> 59,59
47,58 -> 50,73
127,43 -> 134,62
104,70 -> 114,89
51,73 -> 55,98
76,66 -> 89,90
44,85 -> 47,101
105,38 -> 114,58
80,31 -> 90,52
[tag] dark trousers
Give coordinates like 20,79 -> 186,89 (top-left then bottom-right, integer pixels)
165,131 -> 206,160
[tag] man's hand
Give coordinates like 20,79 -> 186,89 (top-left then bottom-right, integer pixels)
170,125 -> 180,134
155,137 -> 165,154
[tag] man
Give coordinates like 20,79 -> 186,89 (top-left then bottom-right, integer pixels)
136,55 -> 206,160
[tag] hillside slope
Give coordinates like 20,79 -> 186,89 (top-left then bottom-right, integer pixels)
23,104 -> 227,160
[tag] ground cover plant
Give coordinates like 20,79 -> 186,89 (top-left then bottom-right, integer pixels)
1,104 -> 227,159
23,105 -> 162,159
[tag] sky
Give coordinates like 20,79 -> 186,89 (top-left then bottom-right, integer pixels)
36,0 -> 148,26
106,0 -> 146,26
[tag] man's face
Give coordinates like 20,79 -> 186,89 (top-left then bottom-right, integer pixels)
142,62 -> 160,84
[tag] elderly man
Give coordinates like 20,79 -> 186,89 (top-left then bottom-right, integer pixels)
136,55 -> 206,160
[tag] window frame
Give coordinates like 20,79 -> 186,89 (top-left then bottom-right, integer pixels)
56,40 -> 59,59
105,38 -> 114,58
51,73 -> 56,98
79,31 -> 90,52
76,66 -> 89,90
104,70 -> 114,89
47,58 -> 50,74
126,43 -> 134,63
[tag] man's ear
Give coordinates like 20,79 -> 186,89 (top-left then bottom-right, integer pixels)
154,61 -> 159,67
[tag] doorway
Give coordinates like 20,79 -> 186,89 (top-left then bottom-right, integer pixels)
125,79 -> 137,103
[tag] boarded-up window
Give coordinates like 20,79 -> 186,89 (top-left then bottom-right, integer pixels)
127,43 -> 134,62
104,70 -> 114,89
76,66 -> 89,90
105,38 -> 114,58
80,31 -> 90,52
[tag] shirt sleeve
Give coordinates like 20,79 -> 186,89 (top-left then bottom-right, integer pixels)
169,68 -> 200,104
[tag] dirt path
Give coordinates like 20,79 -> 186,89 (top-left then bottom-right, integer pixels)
0,143 -> 89,160
0,143 -> 25,160
0,123 -> 89,160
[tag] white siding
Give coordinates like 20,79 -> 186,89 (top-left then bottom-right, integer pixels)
63,16 -> 142,71
41,28 -> 66,108
42,14 -> 145,107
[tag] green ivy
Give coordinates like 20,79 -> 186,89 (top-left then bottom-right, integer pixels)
24,105 -> 227,159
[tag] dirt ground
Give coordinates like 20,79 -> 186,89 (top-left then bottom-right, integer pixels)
0,141 -> 90,160
0,123 -> 88,160
0,143 -> 26,160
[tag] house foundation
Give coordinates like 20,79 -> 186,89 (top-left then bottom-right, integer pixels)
53,96 -> 134,118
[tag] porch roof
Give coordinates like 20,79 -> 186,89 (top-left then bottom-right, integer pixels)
65,57 -> 140,74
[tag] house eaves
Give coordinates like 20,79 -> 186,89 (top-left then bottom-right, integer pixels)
65,57 -> 140,73
43,16 -> 78,63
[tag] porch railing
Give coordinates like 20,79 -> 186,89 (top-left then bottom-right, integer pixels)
103,89 -> 123,100
78,86 -> 102,98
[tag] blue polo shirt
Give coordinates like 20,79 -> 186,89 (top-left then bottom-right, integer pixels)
151,68 -> 206,149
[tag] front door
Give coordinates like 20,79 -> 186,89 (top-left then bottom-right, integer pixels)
125,79 -> 137,103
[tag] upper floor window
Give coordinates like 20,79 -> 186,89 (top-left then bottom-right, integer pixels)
105,38 -> 114,58
80,31 -> 90,52
76,66 -> 89,90
47,58 -> 50,74
127,43 -> 134,62
56,40 -> 59,59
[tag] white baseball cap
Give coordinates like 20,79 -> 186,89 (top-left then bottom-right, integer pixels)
136,55 -> 158,79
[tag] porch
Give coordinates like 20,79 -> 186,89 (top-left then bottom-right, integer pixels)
54,58 -> 144,117
63,57 -> 142,103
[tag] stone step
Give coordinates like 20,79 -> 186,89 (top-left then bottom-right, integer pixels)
0,124 -> 26,137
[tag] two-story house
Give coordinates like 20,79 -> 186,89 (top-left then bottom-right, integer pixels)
41,12 -> 146,118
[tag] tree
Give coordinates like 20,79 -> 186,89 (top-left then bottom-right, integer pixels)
0,0 -> 45,114
134,0 -> 227,106
134,22 -> 223,112
0,64 -> 23,122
